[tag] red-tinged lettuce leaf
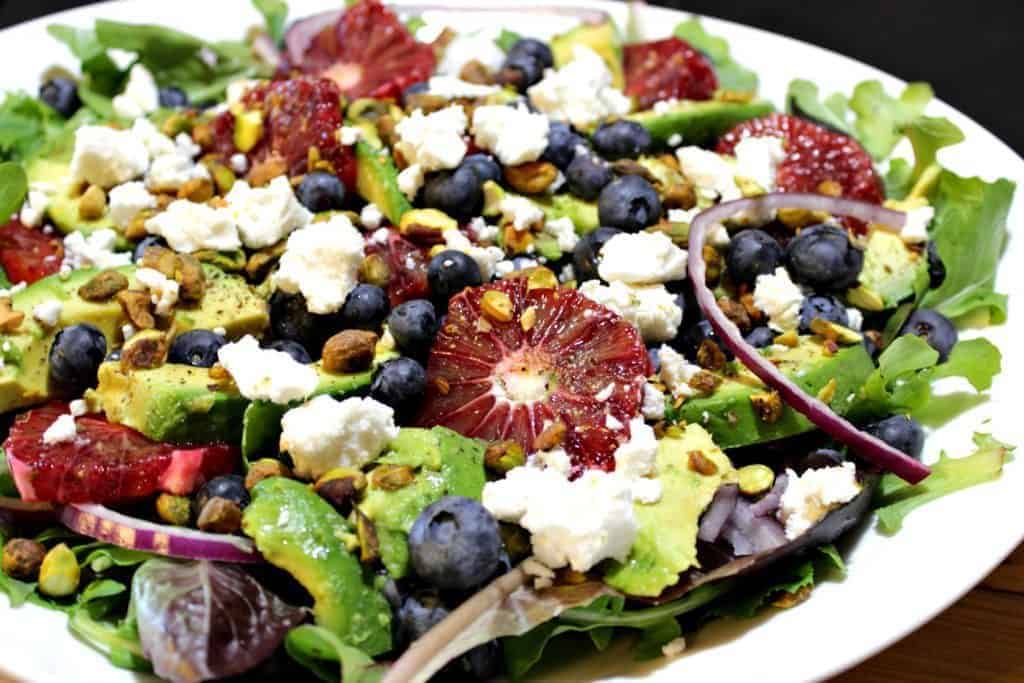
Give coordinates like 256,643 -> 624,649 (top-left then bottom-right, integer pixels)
131,559 -> 307,683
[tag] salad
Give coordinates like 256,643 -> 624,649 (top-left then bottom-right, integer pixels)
0,1 -> 1015,681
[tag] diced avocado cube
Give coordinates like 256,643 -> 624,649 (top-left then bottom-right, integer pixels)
854,229 -> 929,309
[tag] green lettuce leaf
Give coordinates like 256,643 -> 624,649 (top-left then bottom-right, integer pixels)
286,625 -> 387,683
920,170 -> 1015,323
252,0 -> 288,44
785,79 -> 852,134
68,599 -> 151,672
876,433 -> 1013,533
849,80 -> 933,160
0,92 -> 65,161
47,25 -> 123,96
0,162 -> 28,220
673,19 -> 758,93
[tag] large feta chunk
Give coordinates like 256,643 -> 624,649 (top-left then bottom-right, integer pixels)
471,104 -> 549,166
397,163 -> 425,200
223,176 -> 311,249
42,414 -> 77,445
641,382 -> 666,420
436,29 -> 506,77
613,417 -> 662,503
753,266 -> 805,332
734,136 -> 785,191
598,231 -> 687,284
274,215 -> 365,315
217,335 -> 318,404
61,229 -> 132,271
578,280 -> 682,343
145,200 -> 241,252
676,146 -> 741,202
777,462 -> 861,539
130,118 -> 177,159
527,45 -> 631,129
146,150 -> 211,192
112,64 -> 159,120
395,105 -> 468,173
70,126 -> 149,189
108,182 -> 158,230
280,395 -> 399,480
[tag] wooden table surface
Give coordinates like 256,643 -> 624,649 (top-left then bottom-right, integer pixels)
834,543 -> 1024,682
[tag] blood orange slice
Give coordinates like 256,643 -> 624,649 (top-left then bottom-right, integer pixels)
365,229 -> 431,306
291,0 -> 436,101
0,220 -> 63,285
624,37 -> 717,110
3,403 -> 237,504
417,279 -> 650,474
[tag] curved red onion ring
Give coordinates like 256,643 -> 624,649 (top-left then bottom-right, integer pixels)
60,504 -> 262,564
687,193 -> 930,484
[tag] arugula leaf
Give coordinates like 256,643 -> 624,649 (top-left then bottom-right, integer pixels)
286,625 -> 387,683
920,170 -> 1015,323
876,433 -> 1013,533
853,335 -> 1001,419
95,19 -> 204,67
785,79 -> 852,134
76,544 -> 154,573
673,19 -> 758,93
849,80 -> 933,160
253,0 -> 288,45
68,600 -> 151,672
0,162 -> 28,220
633,617 -> 683,661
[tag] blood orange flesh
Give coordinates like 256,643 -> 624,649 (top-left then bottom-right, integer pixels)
417,280 -> 650,474
365,229 -> 431,307
0,220 -> 63,285
624,37 -> 718,111
3,403 -> 237,504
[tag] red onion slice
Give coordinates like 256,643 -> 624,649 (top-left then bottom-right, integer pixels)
283,10 -> 342,65
687,193 -> 930,484
698,483 -> 738,542
60,504 -> 262,564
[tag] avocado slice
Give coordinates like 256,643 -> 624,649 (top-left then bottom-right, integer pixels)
0,265 -> 268,414
482,181 -> 599,236
629,99 -> 775,147
355,140 -> 412,226
243,477 -> 392,656
359,427 -> 487,578
551,20 -> 624,89
853,229 -> 929,310
604,424 -> 735,597
240,348 -> 397,459
676,338 -> 875,449
26,159 -> 123,241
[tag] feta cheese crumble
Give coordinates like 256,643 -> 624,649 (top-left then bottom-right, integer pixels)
217,335 -> 318,404
61,230 -> 132,270
441,228 -> 504,280
528,45 -> 631,129
777,462 -> 861,539
578,280 -> 682,343
642,382 -> 667,420
471,104 -> 550,166
900,205 -> 934,244
223,176 -> 312,249
112,64 -> 159,120
597,231 -> 688,284
337,126 -> 363,146
676,146 -> 741,202
135,267 -> 180,316
753,267 -> 805,332
274,215 -> 365,315
395,105 -> 468,173
846,307 -> 864,331
19,184 -> 54,228
69,399 -> 87,417
146,149 -> 210,193
436,29 -> 506,77
613,417 -> 662,504
280,395 -> 399,480
145,200 -> 241,253
70,126 -> 149,189
498,196 -> 545,231
658,345 -> 703,399
108,182 -> 158,230
428,76 -> 500,100
733,136 -> 785,192
32,300 -> 62,327
360,203 -> 384,231
542,217 -> 579,252
42,414 -> 77,445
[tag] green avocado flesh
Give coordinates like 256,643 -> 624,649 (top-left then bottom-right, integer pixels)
604,424 -> 735,597
27,159 -> 122,241
629,99 -> 775,147
0,265 -> 268,414
355,140 -> 411,226
243,478 -> 392,656
359,427 -> 487,578
677,338 -> 875,449
855,229 -> 929,309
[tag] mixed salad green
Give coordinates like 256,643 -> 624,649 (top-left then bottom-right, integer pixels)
0,1 -> 1016,682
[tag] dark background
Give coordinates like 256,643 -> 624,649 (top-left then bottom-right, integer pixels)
1,0 -> 1020,154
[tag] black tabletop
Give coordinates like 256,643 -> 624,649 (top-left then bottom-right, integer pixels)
1,0 -> 1019,154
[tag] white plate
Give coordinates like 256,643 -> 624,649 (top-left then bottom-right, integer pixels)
1,2 -> 1022,682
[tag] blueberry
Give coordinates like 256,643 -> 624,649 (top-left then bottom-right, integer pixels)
132,235 -> 167,263
193,475 -> 250,517
38,77 -> 80,118
507,38 -> 554,70
785,224 -> 863,290
798,448 -> 846,472
269,290 -> 341,359
460,154 -> 502,185
726,229 -> 785,286
263,339 -> 312,364
864,415 -> 924,460
409,496 -> 502,591
745,326 -> 776,348
565,154 -> 612,201
422,165 -> 483,223
427,250 -> 482,304
388,300 -> 438,356
862,334 -> 880,360
675,319 -> 733,363
927,242 -> 946,289
158,86 -> 190,108
340,284 -> 390,332
543,123 -> 585,170
598,175 -> 662,233
451,641 -> 503,681
500,53 -> 543,92
591,120 -> 654,160
396,596 -> 449,648
167,330 -> 226,368
799,294 -> 848,333
295,171 -> 346,213
49,324 -> 106,396
571,227 -> 622,282
370,357 -> 427,416
900,308 -> 957,362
